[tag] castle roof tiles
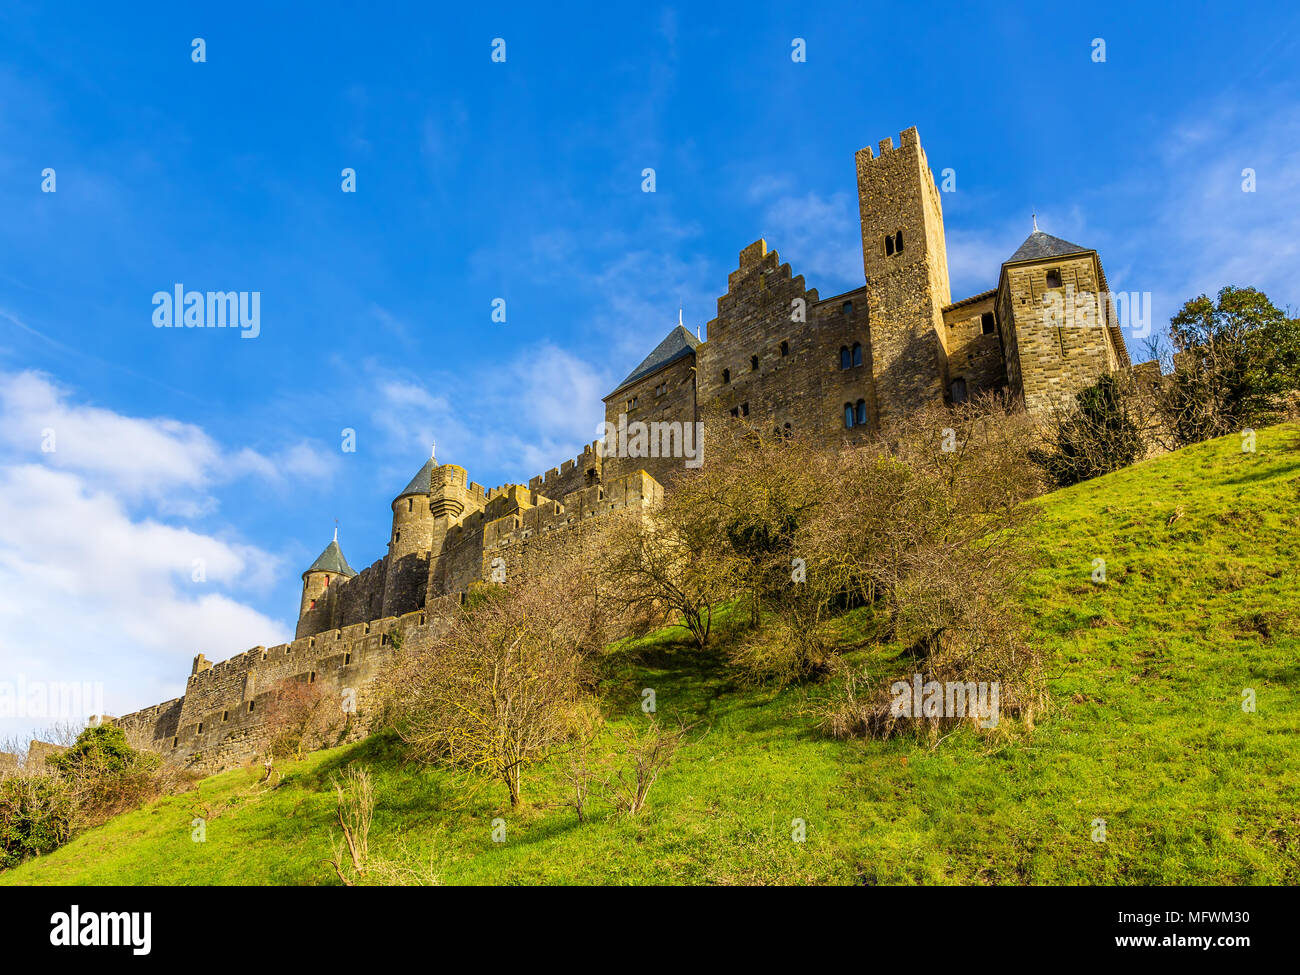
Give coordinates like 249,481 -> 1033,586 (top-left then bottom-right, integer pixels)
1006,229 -> 1090,264
305,539 -> 356,578
397,456 -> 438,498
608,324 -> 700,397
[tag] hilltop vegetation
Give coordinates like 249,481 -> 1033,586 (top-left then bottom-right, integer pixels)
4,423 -> 1297,885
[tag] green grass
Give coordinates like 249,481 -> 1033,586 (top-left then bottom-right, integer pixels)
6,424 -> 1299,885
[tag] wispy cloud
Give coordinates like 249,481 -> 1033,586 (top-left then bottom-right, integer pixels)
0,369 -> 339,516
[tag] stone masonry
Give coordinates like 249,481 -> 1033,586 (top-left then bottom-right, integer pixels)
115,126 -> 1134,775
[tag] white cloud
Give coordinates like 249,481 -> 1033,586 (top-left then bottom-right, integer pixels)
0,370 -> 339,516
0,463 -> 290,742
0,371 -> 325,743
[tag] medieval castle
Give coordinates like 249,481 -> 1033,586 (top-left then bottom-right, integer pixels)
107,127 -> 1132,771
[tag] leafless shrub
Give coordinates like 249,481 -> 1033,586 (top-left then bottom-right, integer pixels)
263,677 -> 345,762
603,717 -> 687,817
322,765 -> 374,886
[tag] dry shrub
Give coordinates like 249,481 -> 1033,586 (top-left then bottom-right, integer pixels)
602,716 -> 687,817
386,576 -> 597,807
263,677 -> 346,762
322,765 -> 374,886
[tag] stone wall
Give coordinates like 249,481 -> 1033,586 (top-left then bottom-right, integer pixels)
941,291 -> 1007,401
118,608 -> 445,775
696,240 -> 878,441
602,354 -> 700,486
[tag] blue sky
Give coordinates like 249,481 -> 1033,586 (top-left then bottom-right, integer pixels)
1,1 -> 1298,740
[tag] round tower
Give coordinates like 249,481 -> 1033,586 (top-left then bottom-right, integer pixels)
299,527 -> 357,621
380,447 -> 440,618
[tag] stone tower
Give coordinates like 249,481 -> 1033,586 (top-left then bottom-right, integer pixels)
380,449 -> 439,618
995,225 -> 1130,414
855,127 -> 952,424
299,528 -> 356,618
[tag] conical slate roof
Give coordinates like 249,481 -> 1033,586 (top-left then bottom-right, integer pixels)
397,456 -> 437,499
609,324 -> 701,397
305,538 -> 355,578
1006,229 -> 1090,264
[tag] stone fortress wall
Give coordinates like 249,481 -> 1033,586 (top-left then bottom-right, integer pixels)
104,125 -> 1150,776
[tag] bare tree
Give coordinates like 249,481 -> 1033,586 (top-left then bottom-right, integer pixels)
388,582 -> 594,807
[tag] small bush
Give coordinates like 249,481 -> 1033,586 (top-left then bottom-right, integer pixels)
0,775 -> 74,870
1030,373 -> 1147,487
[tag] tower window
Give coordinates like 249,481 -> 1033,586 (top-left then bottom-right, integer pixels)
750,355 -> 759,371
855,399 -> 867,426
323,575 -> 329,586
730,406 -> 740,418
310,599 -> 316,610
780,341 -> 789,357
741,402 -> 749,417
722,369 -> 730,384
886,231 -> 903,256
851,342 -> 863,367
1046,268 -> 1063,289
408,498 -> 413,512
844,403 -> 855,429
839,346 -> 850,370
951,378 -> 968,404
981,312 -> 995,335
895,231 -> 904,254
842,301 -> 853,315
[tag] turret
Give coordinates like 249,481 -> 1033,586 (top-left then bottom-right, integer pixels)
299,527 -> 357,620
379,447 -> 440,618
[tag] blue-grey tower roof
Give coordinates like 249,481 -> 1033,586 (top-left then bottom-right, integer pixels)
305,536 -> 356,578
397,452 -> 438,499
1006,229 -> 1091,264
608,323 -> 701,397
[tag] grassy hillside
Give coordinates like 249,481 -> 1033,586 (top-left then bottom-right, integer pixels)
6,424 -> 1299,885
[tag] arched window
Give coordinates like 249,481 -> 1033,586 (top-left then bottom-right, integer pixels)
844,403 -> 854,429
324,575 -> 330,587
851,342 -> 863,367
780,341 -> 789,357
722,368 -> 731,384
855,399 -> 867,426
750,355 -> 759,371
839,346 -> 850,370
